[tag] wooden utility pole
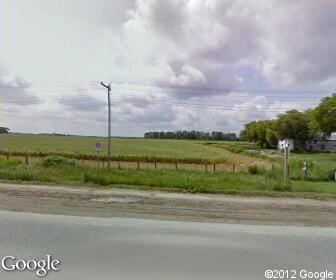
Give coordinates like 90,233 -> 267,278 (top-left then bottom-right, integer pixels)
100,82 -> 112,170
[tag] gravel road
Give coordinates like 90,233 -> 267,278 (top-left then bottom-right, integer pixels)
1,183 -> 336,226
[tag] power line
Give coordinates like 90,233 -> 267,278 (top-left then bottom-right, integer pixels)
1,79 -> 334,95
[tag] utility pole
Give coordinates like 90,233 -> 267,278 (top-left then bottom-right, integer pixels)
100,82 -> 112,170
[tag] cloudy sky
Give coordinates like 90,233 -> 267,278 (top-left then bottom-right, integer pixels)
1,0 -> 336,136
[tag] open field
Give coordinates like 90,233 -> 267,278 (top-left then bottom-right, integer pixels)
1,134 -> 229,158
0,134 -> 271,168
0,134 -> 335,198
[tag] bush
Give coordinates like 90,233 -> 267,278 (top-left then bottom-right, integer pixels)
248,165 -> 266,175
228,147 -> 243,154
0,169 -> 39,181
325,169 -> 336,181
42,156 -> 76,168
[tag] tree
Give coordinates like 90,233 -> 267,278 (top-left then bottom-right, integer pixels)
240,120 -> 278,148
310,94 -> 336,136
265,128 -> 278,148
276,110 -> 311,145
0,127 -> 9,134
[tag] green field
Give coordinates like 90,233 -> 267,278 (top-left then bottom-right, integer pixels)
1,134 -> 228,159
0,134 -> 335,198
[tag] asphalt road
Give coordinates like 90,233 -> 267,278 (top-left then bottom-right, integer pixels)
0,211 -> 335,280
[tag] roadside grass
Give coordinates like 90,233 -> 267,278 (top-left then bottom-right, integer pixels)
210,140 -> 336,182
0,159 -> 335,199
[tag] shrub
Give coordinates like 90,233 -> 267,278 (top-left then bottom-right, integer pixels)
273,183 -> 292,192
0,170 -> 39,181
248,165 -> 266,175
228,147 -> 243,154
42,156 -> 76,168
325,169 -> 336,181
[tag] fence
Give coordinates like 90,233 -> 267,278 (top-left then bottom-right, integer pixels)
0,153 -> 253,173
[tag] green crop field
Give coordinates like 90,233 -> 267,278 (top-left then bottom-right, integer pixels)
1,134 -> 228,159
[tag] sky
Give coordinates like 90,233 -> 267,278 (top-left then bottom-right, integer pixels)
1,0 -> 336,137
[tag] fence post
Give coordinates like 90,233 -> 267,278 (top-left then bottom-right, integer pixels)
175,162 -> 178,170
137,161 -> 140,170
118,161 -> 121,170
213,163 -> 216,173
232,164 -> 236,173
205,163 -> 208,173
25,153 -> 29,165
6,150 -> 9,160
154,162 -> 157,169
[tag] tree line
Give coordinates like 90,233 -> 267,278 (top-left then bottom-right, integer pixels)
240,93 -> 336,149
144,131 -> 238,140
0,127 -> 9,134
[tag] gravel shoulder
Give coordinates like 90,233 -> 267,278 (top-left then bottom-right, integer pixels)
1,183 -> 336,227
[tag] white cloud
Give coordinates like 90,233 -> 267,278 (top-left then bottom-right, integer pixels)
1,0 -> 336,136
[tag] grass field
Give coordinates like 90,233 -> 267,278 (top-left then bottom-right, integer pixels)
0,134 -> 272,167
1,134 -> 229,159
0,134 -> 335,198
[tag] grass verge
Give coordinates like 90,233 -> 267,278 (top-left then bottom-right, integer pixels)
0,159 -> 335,199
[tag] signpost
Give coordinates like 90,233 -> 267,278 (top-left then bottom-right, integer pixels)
283,140 -> 290,187
95,142 -> 103,169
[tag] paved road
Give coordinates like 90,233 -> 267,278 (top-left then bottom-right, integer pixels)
0,211 -> 335,280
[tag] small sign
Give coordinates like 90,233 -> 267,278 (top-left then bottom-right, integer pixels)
95,142 -> 103,151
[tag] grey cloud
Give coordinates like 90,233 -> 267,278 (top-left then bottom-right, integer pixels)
261,0 -> 336,87
58,96 -> 105,112
131,0 -> 336,92
145,0 -> 187,38
0,74 -> 41,106
120,102 -> 176,126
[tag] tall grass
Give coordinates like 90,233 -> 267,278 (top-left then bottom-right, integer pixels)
0,150 -> 228,165
0,158 -> 334,198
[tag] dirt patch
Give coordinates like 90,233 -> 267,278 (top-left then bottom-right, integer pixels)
0,183 -> 336,227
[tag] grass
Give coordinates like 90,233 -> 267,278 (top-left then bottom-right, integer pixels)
209,140 -> 336,182
1,134 -> 231,159
0,158 -> 335,199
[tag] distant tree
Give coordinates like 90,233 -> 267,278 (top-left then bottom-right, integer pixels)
143,130 -> 237,141
240,120 -> 278,148
310,93 -> 336,136
276,110 -> 311,145
0,127 -> 9,134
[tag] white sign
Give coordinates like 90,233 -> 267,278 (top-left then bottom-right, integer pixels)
95,142 -> 103,151
278,139 -> 294,151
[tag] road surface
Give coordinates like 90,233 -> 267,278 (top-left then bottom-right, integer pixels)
0,211 -> 335,280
